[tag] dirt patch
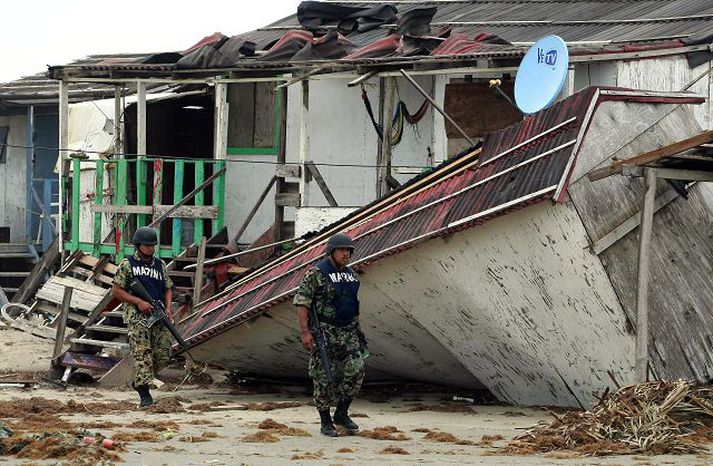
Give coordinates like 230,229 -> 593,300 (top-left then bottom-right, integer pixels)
406,402 -> 475,414
257,418 -> 311,437
244,401 -> 304,411
336,447 -> 354,453
112,431 -> 160,443
241,431 -> 280,443
127,420 -> 180,432
359,426 -> 410,441
290,450 -> 323,460
378,446 -> 410,455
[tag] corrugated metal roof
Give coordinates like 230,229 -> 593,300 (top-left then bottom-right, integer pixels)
178,86 -> 705,350
49,0 -> 713,78
0,53 -> 171,106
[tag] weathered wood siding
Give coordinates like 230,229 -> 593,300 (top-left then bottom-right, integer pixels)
569,101 -> 713,381
616,56 -> 712,130
0,114 -> 28,242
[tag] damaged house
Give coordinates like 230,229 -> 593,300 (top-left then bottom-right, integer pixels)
42,0 -> 713,406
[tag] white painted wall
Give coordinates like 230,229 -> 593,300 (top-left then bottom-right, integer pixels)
294,206 -> 358,237
0,114 -> 28,242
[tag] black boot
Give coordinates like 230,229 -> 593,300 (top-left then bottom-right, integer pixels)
133,382 -> 154,408
333,398 -> 359,433
318,409 -> 338,437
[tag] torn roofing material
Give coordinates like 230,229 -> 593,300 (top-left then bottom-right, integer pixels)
178,86 -> 705,350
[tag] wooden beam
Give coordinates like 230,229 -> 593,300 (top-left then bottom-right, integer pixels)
377,77 -> 395,198
623,166 -> 713,182
592,188 -> 679,255
234,176 -> 276,243
635,168 -> 657,382
275,164 -> 300,178
192,237 -> 207,308
275,192 -> 300,207
305,161 -> 338,207
588,130 -> 713,181
136,82 -> 146,156
66,291 -> 114,341
52,287 -> 74,362
114,86 -> 122,156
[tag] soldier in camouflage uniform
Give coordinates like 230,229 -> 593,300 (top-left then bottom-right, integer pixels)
294,233 -> 365,437
112,227 -> 174,408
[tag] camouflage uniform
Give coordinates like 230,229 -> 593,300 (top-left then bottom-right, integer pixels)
113,252 -> 173,387
294,268 -> 365,410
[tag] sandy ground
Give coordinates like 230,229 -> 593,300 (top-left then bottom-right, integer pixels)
0,327 -> 711,465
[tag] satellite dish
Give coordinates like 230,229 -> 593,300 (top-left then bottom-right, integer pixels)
514,35 -> 569,114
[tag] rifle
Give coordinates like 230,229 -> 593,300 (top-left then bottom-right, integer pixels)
308,305 -> 334,385
127,277 -> 186,347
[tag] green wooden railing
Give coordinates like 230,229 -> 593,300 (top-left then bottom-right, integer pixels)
63,157 -> 226,261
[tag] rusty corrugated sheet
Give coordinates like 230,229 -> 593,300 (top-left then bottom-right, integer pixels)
179,87 -> 705,349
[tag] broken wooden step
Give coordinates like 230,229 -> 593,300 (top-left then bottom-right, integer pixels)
70,338 -> 128,350
62,352 -> 119,372
86,324 -> 128,335
0,272 -> 30,277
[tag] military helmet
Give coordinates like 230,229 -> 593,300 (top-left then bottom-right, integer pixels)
325,233 -> 354,257
132,227 -> 158,246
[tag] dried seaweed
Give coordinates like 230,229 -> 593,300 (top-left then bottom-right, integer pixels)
359,426 -> 410,441
502,380 -> 713,457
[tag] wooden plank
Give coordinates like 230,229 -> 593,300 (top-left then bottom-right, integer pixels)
93,160 -> 104,256
137,82 -> 147,155
227,82 -> 255,147
86,256 -> 110,283
194,160 -> 205,244
254,82 -> 276,148
172,160 -> 185,257
70,338 -> 129,350
275,192 -> 300,207
635,168 -> 656,382
136,156 -> 148,227
78,255 -> 100,267
13,236 -> 60,305
71,159 -> 81,250
275,164 -> 300,178
192,237 -> 207,307
115,159 -> 128,261
53,287 -> 73,361
588,130 -> 713,181
86,324 -> 128,335
234,176 -> 276,243
298,80 -> 310,206
305,161 -> 338,207
58,80 -> 69,252
91,204 -> 219,219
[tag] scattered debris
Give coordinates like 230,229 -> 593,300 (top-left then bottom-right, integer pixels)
188,401 -> 227,411
1,430 -> 122,464
478,434 -> 505,446
502,380 -> 713,456
178,432 -> 219,443
146,396 -> 188,413
290,449 -> 323,460
336,447 -> 354,453
185,419 -> 223,427
241,431 -> 280,443
244,401 -> 304,411
256,418 -> 311,437
78,421 -> 123,430
378,446 -> 410,455
127,420 -> 180,432
406,402 -> 475,413
0,421 -> 12,438
359,426 -> 410,441
111,431 -> 160,443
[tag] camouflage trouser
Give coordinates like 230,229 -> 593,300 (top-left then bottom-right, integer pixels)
308,322 -> 365,410
128,320 -> 172,387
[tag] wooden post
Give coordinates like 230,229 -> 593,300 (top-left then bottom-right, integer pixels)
114,86 -> 123,157
136,156 -> 148,227
153,158 -> 163,253
116,160 -> 128,260
274,87 -> 287,242
52,286 -> 74,361
635,168 -> 657,382
192,237 -> 207,308
58,80 -> 69,253
214,81 -> 228,159
377,77 -> 396,198
136,82 -> 147,156
25,105 -> 34,245
299,80 -> 310,207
